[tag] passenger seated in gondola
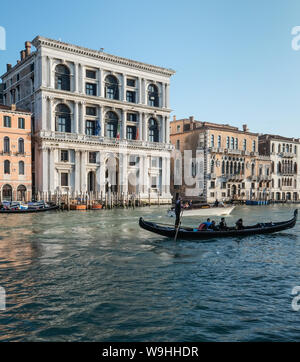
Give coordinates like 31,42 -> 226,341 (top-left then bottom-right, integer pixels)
209,220 -> 218,230
219,217 -> 228,230
198,218 -> 212,230
236,218 -> 244,230
183,202 -> 190,209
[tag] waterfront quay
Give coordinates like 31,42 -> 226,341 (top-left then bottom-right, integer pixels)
0,204 -> 299,341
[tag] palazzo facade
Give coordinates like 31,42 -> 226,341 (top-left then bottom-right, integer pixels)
1,37 -> 175,202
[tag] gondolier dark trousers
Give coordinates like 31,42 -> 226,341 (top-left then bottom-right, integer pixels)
175,212 -> 180,228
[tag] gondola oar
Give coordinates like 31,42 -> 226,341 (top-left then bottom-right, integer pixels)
174,209 -> 184,241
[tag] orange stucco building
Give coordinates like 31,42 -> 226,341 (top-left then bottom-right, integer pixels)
0,104 -> 32,201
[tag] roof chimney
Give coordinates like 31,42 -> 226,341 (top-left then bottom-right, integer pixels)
243,124 -> 249,132
189,116 -> 194,123
6,64 -> 12,72
173,115 -> 176,122
20,50 -> 26,61
25,41 -> 31,56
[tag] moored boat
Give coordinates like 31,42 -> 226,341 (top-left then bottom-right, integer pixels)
140,210 -> 298,240
0,202 -> 58,214
167,205 -> 235,217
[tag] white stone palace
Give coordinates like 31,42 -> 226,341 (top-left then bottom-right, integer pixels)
1,37 -> 175,202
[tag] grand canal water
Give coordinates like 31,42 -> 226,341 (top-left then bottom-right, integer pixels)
0,204 -> 299,341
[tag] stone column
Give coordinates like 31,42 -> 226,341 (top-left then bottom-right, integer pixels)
138,112 -> 143,141
48,57 -> 52,88
74,101 -> 79,134
75,150 -> 81,192
138,77 -> 142,104
98,68 -> 102,97
80,64 -> 85,93
161,116 -> 165,144
122,109 -> 127,139
48,97 -> 55,132
81,150 -> 87,192
120,153 -> 128,194
42,96 -> 48,130
74,62 -> 79,93
99,105 -> 104,137
49,148 -> 55,192
161,156 -> 166,195
165,84 -> 170,108
165,155 -> 171,196
123,74 -> 127,101
80,101 -> 86,134
161,83 -> 165,108
165,116 -> 170,144
143,114 -> 148,142
42,147 -> 49,192
99,152 -> 106,194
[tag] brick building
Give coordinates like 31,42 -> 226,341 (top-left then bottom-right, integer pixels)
170,116 -> 270,203
0,104 -> 32,201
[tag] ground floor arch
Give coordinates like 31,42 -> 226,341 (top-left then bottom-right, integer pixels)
2,184 -> 12,202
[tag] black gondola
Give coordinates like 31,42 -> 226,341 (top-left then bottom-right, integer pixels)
0,205 -> 59,214
139,210 -> 298,240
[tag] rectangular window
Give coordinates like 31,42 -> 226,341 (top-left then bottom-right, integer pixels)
151,177 -> 157,188
177,125 -> 181,132
86,107 -> 97,116
86,83 -> 97,96
126,91 -> 136,103
18,117 -> 25,129
61,150 -> 69,162
127,79 -> 136,87
127,113 -> 137,122
61,173 -> 69,186
86,70 -> 96,79
4,116 -> 11,127
210,181 -> 215,188
176,140 -> 180,150
86,120 -> 96,136
151,157 -> 158,168
129,155 -> 137,166
127,126 -> 136,140
89,152 -> 97,164
183,124 -> 190,132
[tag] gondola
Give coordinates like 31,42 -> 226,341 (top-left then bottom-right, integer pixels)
139,210 -> 298,240
0,205 -> 59,214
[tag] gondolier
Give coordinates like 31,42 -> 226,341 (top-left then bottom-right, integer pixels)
175,196 -> 182,227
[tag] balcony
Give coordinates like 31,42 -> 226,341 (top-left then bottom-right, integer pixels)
280,152 -> 295,158
257,175 -> 272,182
37,130 -> 174,151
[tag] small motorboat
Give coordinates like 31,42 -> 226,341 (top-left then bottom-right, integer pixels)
167,205 -> 235,217
0,202 -> 59,214
139,210 -> 298,240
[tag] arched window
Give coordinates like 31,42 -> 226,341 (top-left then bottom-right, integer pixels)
271,143 -> 275,153
4,136 -> 10,153
211,160 -> 214,174
230,137 -> 234,149
55,64 -> 70,91
295,145 -> 297,155
226,136 -> 230,149
251,163 -> 255,176
235,138 -> 238,149
148,118 -> 159,142
55,104 -> 71,133
17,185 -> 26,201
211,135 -> 214,147
148,84 -> 159,107
105,75 -> 119,100
278,144 -> 281,153
105,111 -> 119,138
278,179 -> 281,188
2,184 -> 12,201
243,139 -> 247,151
222,160 -> 225,174
277,162 -> 281,173
294,162 -> 298,174
19,161 -> 24,175
4,160 -> 10,174
18,138 -> 24,154
218,135 -> 221,148
252,140 -> 256,152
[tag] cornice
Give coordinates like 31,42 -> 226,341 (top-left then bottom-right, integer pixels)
37,87 -> 172,115
32,36 -> 175,78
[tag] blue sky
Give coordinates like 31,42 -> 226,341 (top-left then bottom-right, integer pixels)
0,0 -> 300,137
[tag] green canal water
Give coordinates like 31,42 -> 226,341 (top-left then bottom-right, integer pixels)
0,204 -> 299,341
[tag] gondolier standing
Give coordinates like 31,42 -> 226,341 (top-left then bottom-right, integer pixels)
175,196 -> 182,227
